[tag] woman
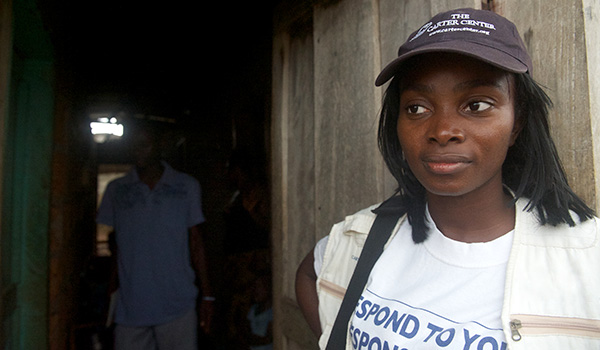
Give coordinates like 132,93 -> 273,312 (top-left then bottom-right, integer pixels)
296,8 -> 599,350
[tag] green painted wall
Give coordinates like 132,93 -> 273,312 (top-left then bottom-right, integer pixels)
1,0 -> 55,348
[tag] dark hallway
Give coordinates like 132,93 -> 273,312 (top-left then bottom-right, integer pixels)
2,0 -> 275,349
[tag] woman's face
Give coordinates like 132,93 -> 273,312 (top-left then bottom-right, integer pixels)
397,53 -> 519,198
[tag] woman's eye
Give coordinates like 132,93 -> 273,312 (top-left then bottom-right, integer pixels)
407,105 -> 428,114
466,101 -> 493,112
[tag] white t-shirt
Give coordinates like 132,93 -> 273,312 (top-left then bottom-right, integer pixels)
315,209 -> 513,350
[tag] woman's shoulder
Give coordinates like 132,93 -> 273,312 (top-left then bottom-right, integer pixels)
516,198 -> 600,249
331,203 -> 382,237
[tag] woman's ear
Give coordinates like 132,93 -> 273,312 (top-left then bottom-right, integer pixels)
509,74 -> 523,147
509,115 -> 523,146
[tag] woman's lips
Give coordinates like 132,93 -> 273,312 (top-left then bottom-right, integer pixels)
422,155 -> 471,174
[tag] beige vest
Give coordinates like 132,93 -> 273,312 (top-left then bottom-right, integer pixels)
316,199 -> 600,349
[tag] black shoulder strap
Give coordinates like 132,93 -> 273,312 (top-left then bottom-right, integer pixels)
325,199 -> 403,349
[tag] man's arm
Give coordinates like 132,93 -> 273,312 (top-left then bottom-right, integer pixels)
189,224 -> 214,333
295,248 -> 322,337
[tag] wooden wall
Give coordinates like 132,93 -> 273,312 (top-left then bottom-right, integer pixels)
271,0 -> 599,349
500,1 -> 598,209
583,0 -> 600,210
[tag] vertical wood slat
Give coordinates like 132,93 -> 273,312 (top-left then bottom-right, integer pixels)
283,32 -> 317,299
313,0 -> 388,239
582,0 -> 600,211
503,0 -> 597,208
271,30 -> 289,350
271,26 -> 319,349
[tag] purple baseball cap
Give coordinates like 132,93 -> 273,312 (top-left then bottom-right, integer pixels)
375,8 -> 532,86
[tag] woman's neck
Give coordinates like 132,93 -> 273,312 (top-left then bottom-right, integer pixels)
427,186 -> 515,243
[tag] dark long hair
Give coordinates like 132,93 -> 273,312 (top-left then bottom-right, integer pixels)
378,71 -> 595,243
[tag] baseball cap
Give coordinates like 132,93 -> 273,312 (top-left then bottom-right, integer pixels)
375,8 -> 532,86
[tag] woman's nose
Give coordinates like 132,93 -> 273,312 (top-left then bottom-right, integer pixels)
427,110 -> 465,145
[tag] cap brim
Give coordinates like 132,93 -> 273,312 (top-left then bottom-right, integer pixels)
375,40 -> 529,86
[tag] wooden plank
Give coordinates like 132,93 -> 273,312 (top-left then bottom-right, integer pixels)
313,0 -> 388,239
271,23 -> 318,349
283,32 -> 317,299
271,30 -> 290,350
582,0 -> 600,210
504,0 -> 596,207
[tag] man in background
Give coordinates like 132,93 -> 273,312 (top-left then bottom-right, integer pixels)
97,122 -> 213,349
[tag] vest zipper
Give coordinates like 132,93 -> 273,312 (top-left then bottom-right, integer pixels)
510,314 -> 600,341
319,279 -> 346,299
509,319 -> 522,341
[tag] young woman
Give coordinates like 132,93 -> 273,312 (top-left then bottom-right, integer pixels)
296,8 -> 599,350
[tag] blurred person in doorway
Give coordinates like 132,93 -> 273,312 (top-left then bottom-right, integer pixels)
222,149 -> 271,349
241,273 -> 273,350
97,122 -> 214,349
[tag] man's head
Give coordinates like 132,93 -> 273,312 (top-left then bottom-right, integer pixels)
130,123 -> 163,170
